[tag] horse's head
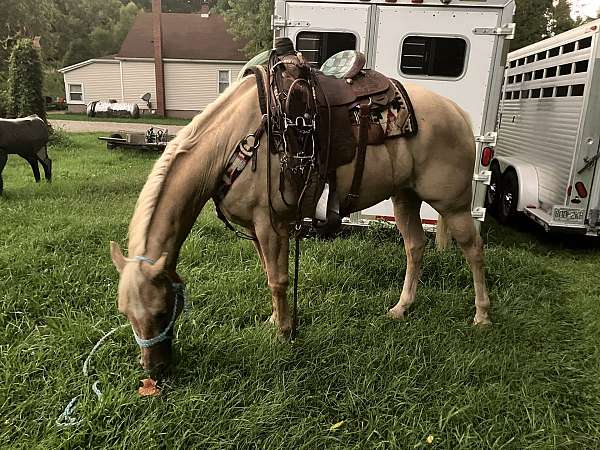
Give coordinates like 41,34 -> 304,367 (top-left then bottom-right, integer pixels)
110,241 -> 185,376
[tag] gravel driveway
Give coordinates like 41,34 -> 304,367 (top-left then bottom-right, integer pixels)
50,119 -> 186,134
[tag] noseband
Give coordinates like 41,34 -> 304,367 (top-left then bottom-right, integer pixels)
131,255 -> 187,349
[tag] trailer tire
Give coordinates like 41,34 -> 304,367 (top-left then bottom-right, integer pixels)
498,169 -> 518,224
485,161 -> 502,214
106,133 -> 123,150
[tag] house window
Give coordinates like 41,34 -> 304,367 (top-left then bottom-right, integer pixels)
400,36 -> 467,78
218,70 -> 230,94
68,83 -> 83,103
296,32 -> 357,67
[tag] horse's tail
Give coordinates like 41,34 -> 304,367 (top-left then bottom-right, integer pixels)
435,214 -> 451,251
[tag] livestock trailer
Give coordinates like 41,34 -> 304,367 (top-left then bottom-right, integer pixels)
273,0 -> 516,228
490,19 -> 600,236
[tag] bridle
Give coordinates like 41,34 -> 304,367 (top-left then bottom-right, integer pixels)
130,255 -> 187,349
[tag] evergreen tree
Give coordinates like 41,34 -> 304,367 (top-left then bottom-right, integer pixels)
511,0 -> 554,50
6,39 -> 47,122
551,0 -> 577,35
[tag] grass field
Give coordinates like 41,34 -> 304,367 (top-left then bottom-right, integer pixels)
1,134 -> 600,449
47,112 -> 190,126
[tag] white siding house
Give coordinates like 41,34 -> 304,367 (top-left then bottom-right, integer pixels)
59,12 -> 247,118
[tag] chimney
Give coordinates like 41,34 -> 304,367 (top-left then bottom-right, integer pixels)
152,0 -> 166,116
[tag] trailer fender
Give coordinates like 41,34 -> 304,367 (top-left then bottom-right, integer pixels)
494,157 -> 540,211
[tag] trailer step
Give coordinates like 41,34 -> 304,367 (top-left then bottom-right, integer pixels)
524,207 -> 587,232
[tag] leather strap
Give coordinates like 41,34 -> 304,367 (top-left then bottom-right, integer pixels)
343,103 -> 370,213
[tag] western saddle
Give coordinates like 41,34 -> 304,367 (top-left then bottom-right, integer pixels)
214,38 -> 417,235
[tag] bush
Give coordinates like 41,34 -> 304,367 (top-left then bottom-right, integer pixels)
6,38 -> 47,122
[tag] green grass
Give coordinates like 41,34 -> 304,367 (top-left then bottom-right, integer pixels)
47,112 -> 191,126
1,134 -> 600,449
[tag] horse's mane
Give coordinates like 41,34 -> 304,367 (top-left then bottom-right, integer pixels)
128,77 -> 246,252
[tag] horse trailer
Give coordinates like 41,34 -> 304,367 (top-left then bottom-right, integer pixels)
490,19 -> 600,236
273,0 -> 516,229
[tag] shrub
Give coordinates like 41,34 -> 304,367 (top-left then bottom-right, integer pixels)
6,38 -> 47,122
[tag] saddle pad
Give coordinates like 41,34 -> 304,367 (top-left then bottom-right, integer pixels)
364,81 -> 418,138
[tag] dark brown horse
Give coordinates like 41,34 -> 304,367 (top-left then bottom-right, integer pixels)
0,115 -> 51,194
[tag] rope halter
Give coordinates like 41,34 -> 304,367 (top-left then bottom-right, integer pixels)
132,255 -> 187,349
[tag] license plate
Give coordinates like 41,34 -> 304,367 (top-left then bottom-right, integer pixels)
552,206 -> 585,225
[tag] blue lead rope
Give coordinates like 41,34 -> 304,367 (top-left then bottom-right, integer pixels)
57,256 -> 188,428
56,323 -> 129,428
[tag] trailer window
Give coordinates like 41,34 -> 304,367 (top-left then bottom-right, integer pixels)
574,60 -> 588,73
578,37 -> 592,50
562,41 -> 576,54
296,32 -> 357,67
545,66 -> 557,77
400,36 -> 467,78
556,86 -> 568,97
571,84 -> 584,96
559,63 -> 572,76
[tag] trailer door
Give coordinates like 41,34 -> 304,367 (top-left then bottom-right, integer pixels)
373,6 -> 500,136
280,2 -> 372,67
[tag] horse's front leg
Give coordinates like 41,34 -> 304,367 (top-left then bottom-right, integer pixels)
255,217 -> 292,338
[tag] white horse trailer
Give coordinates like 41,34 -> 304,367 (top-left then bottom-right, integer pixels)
273,0 -> 516,229
490,20 -> 600,236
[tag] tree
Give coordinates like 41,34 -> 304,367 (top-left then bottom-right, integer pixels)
6,39 -> 46,122
511,0 -> 554,50
550,0 -> 578,35
213,0 -> 272,57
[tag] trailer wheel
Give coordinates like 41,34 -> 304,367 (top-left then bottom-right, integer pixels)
485,161 -> 502,213
498,170 -> 518,224
107,133 -> 123,150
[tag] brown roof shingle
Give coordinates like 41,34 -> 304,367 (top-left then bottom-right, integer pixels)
118,12 -> 247,61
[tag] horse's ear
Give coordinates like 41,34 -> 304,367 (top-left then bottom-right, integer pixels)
110,241 -> 126,273
142,252 -> 168,280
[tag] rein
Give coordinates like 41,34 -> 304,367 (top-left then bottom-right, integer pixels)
213,43 -> 322,339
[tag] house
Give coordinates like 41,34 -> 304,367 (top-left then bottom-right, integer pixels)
58,9 -> 247,118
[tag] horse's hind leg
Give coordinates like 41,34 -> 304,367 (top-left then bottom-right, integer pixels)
0,152 -> 7,194
20,155 -> 41,182
254,217 -> 292,337
388,190 -> 425,320
441,209 -> 491,325
36,146 -> 52,182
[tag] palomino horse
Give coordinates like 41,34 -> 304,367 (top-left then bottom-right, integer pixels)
110,74 -> 490,375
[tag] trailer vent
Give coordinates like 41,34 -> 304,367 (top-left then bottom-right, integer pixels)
400,36 -> 466,78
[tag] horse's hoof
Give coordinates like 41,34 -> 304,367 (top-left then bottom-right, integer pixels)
387,307 -> 407,320
473,316 -> 492,326
276,327 -> 293,342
